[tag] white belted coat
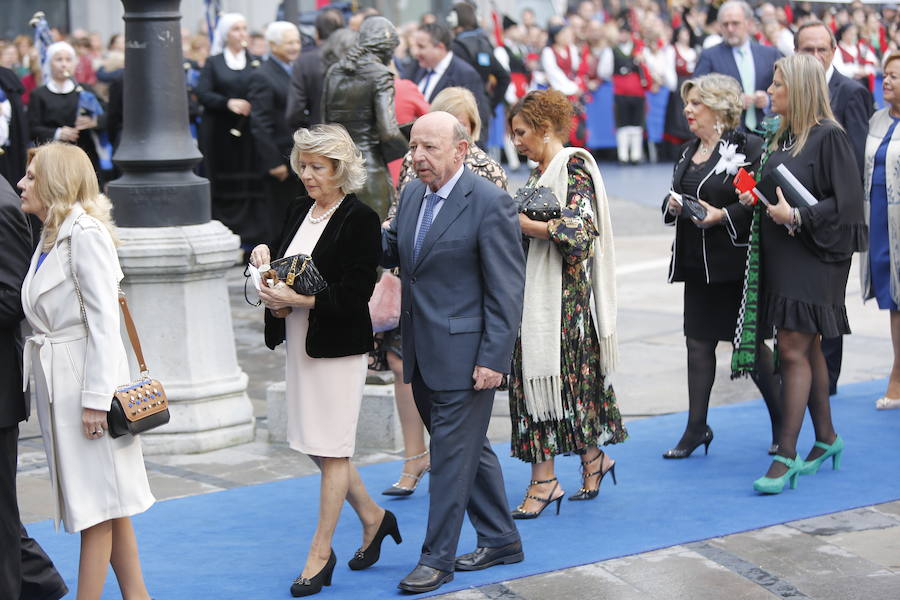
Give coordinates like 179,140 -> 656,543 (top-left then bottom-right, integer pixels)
22,205 -> 154,533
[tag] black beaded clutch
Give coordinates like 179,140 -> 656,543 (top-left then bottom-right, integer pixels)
514,186 -> 561,222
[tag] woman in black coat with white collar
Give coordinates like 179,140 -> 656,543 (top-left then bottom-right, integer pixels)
251,124 -> 400,598
661,74 -> 781,460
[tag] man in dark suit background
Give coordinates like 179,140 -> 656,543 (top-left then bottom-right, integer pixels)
693,0 -> 782,131
407,23 -> 492,147
795,21 -> 875,395
795,22 -> 873,173
0,177 -> 67,600
382,112 -> 525,594
285,8 -> 344,131
0,67 -> 29,190
448,2 -> 510,115
249,21 -> 304,241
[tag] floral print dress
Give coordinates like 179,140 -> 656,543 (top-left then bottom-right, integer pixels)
510,157 -> 628,463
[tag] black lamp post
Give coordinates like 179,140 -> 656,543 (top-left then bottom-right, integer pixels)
108,0 -> 209,227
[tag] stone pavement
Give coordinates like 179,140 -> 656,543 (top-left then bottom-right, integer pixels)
16,164 -> 899,598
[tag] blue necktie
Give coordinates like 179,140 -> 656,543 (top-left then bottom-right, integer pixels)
420,69 -> 434,97
413,193 -> 440,261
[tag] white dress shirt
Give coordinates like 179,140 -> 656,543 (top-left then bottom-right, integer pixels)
414,164 -> 465,243
419,51 -> 453,100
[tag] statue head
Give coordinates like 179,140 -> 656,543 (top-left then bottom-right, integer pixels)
357,16 -> 399,64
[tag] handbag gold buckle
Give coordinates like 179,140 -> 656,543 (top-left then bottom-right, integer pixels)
286,256 -> 299,286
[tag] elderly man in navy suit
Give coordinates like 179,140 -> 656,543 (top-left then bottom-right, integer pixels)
407,23 -> 492,147
693,0 -> 781,131
795,21 -> 874,396
382,112 -> 525,594
248,21 -> 303,242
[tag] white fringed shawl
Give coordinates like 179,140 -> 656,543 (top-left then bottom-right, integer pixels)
521,147 -> 618,421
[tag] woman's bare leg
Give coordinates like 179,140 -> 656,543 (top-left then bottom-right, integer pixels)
77,521 -> 113,600
109,517 -> 151,600
388,351 -> 429,488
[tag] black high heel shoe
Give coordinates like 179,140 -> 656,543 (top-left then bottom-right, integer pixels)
347,509 -> 402,570
662,426 -> 714,459
511,477 -> 563,519
569,450 -> 617,501
291,549 -> 336,597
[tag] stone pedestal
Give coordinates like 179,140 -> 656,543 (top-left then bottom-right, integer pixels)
266,382 -> 403,453
117,221 -> 255,454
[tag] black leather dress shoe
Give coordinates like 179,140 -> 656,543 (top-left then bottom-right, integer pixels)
397,564 -> 453,593
455,541 -> 524,571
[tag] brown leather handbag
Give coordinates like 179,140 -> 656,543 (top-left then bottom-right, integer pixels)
67,225 -> 170,438
107,294 -> 170,438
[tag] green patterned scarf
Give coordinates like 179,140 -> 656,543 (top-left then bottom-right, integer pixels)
731,117 -> 782,378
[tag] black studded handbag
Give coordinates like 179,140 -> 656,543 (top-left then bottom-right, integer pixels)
515,186 -> 561,222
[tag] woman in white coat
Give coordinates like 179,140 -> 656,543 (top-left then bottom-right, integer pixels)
18,142 -> 155,600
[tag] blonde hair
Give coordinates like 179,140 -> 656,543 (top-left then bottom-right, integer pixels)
290,124 -> 366,194
680,74 -> 744,131
885,51 -> 900,71
430,87 -> 481,142
772,53 -> 838,156
31,142 -> 118,252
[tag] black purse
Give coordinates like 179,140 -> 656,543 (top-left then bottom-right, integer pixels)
515,186 -> 561,221
264,253 -> 328,296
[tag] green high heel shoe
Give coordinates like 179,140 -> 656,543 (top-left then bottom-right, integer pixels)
753,455 -> 801,494
798,435 -> 843,476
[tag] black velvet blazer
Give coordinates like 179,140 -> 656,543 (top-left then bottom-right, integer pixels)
264,194 -> 382,357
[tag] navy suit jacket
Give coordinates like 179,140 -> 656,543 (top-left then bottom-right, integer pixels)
828,69 -> 873,174
381,167 -> 525,391
248,57 -> 293,174
693,41 -> 782,126
408,55 -> 492,146
0,178 -> 35,428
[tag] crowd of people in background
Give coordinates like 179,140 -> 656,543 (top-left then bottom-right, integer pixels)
2,1 -> 898,190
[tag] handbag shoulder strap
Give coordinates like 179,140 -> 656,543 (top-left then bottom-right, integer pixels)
66,213 -> 149,375
117,293 -> 148,375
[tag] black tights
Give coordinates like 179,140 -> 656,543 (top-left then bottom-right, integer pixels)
765,330 -> 836,477
674,337 -> 781,450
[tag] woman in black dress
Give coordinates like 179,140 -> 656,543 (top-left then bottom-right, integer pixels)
662,73 -> 781,459
196,13 -> 265,251
736,54 -> 867,494
28,42 -> 105,178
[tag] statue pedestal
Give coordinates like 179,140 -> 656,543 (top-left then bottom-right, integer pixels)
117,221 -> 255,454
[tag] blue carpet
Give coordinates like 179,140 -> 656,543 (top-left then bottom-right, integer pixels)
28,378 -> 900,599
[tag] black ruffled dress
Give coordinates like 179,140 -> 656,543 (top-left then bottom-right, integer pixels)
759,121 -> 868,337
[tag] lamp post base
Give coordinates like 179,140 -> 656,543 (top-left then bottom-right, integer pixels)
117,220 -> 255,454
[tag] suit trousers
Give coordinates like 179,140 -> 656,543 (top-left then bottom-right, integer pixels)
821,335 -> 843,395
411,367 -> 520,572
0,425 -> 67,600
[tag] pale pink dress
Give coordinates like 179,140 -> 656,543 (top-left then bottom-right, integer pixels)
283,210 -> 367,457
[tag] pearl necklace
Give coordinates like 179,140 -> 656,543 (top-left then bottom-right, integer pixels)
307,197 -> 343,224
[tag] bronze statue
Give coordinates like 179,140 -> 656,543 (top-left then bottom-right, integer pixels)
321,16 -> 407,220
